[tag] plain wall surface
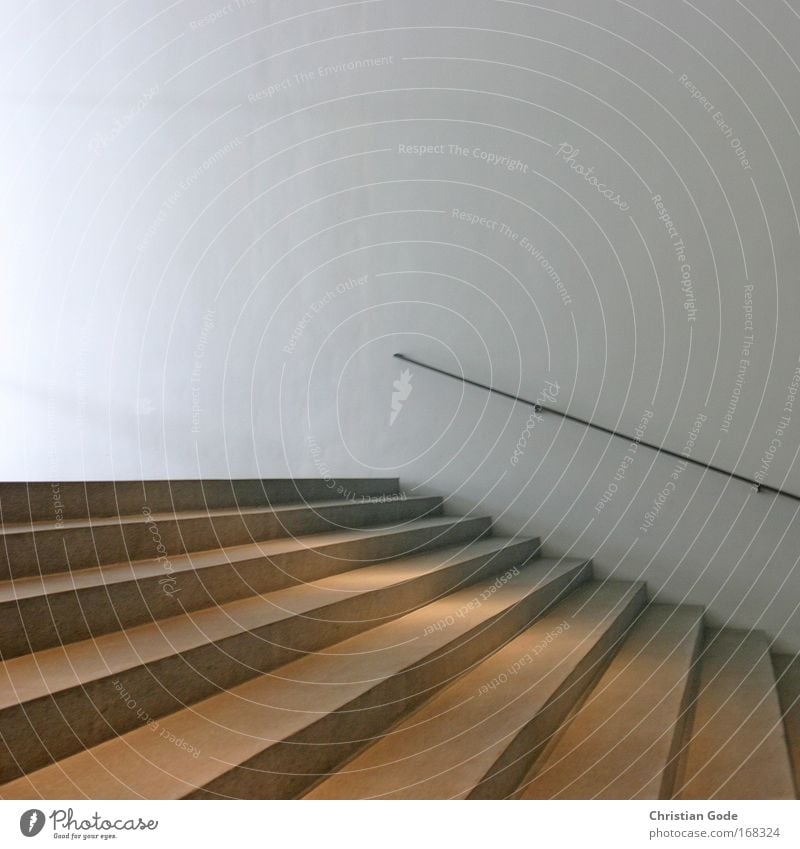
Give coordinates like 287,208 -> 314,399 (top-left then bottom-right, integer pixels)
2,0 -> 800,648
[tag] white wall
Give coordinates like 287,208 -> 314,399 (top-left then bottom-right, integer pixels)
3,0 -> 800,649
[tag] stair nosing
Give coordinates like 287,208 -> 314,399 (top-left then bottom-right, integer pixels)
0,495 -> 440,537
305,579 -> 644,800
0,556 -> 586,800
0,535 -> 539,710
0,514 -> 491,603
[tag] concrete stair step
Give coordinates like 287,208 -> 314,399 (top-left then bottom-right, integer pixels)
0,478 -> 400,524
0,556 -> 591,799
0,531 -> 528,779
0,513 -> 490,657
517,604 -> 703,799
0,494 -> 442,580
305,577 -> 644,799
673,628 -> 795,800
770,654 -> 800,796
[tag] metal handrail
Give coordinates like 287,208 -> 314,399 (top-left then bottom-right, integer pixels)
393,352 -> 800,504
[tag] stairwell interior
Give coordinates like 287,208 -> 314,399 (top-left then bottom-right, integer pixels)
0,478 -> 797,799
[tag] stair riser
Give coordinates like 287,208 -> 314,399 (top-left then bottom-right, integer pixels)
0,533 -> 525,779
0,516 -> 492,658
187,562 -> 593,800
0,497 -> 442,580
0,479 -> 401,524
658,627 -> 704,800
470,586 -> 647,799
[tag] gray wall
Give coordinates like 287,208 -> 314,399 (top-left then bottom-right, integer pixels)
3,0 -> 800,649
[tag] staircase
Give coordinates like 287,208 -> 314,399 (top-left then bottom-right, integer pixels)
0,478 -> 797,800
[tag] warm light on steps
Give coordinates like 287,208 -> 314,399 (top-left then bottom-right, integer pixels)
0,479 -> 797,800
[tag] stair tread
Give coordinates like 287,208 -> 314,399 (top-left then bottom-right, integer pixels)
675,628 -> 795,800
0,557 -> 585,799
306,578 -> 643,799
0,513 -> 476,603
518,604 -> 703,800
0,534 -> 529,710
0,495 -> 434,536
